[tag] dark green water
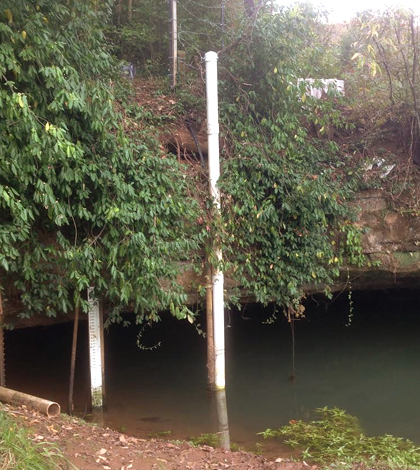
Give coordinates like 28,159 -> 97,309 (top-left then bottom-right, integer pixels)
5,289 -> 420,453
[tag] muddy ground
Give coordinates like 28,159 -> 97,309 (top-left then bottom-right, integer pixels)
3,404 -> 315,470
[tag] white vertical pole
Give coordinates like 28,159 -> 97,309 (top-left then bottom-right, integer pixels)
205,51 -> 230,450
170,0 -> 178,88
87,287 -> 103,410
205,51 -> 225,390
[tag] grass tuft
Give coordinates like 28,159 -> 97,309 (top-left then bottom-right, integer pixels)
0,410 -> 76,470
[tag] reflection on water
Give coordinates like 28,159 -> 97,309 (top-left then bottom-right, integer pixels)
5,289 -> 420,452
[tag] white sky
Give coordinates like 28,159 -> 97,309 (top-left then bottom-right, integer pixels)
278,0 -> 420,23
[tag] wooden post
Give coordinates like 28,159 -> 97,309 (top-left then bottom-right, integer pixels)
68,305 -> 80,415
0,286 -> 5,387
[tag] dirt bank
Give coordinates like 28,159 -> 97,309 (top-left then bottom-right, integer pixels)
2,404 -> 314,470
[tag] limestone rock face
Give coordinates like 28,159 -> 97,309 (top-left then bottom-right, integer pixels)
346,190 -> 420,291
357,190 -> 420,254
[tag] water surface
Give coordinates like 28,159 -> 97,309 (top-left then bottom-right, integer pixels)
5,289 -> 420,453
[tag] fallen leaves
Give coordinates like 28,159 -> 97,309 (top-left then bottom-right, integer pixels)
1,402 -> 313,470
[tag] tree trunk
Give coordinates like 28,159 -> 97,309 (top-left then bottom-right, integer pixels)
68,305 -> 80,415
0,284 -> 5,387
127,0 -> 133,22
115,0 -> 123,25
244,0 -> 255,16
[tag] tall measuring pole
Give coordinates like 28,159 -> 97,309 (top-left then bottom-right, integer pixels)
169,0 -> 178,88
205,51 -> 230,450
206,51 -> 224,392
87,287 -> 105,412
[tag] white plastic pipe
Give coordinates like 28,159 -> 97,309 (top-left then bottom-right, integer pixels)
170,0 -> 178,88
205,51 -> 225,390
87,287 -> 104,409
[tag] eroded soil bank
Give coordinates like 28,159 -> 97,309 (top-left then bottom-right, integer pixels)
2,404 -> 312,470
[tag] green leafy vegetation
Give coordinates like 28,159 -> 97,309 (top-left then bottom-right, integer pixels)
189,432 -> 221,448
0,410 -> 73,470
0,0 -> 201,323
348,7 -> 420,213
3,0 -> 420,326
260,407 -> 420,469
211,5 -> 365,310
107,0 -> 168,74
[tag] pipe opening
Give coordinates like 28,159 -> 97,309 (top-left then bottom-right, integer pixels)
47,403 -> 60,418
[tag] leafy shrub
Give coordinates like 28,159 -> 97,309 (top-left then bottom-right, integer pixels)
0,0 -> 200,322
211,6 -> 364,309
260,407 -> 420,469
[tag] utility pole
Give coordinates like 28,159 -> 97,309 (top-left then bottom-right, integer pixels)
169,0 -> 178,88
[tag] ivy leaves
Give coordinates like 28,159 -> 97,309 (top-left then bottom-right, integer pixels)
217,8 -> 363,309
0,0 -> 199,322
